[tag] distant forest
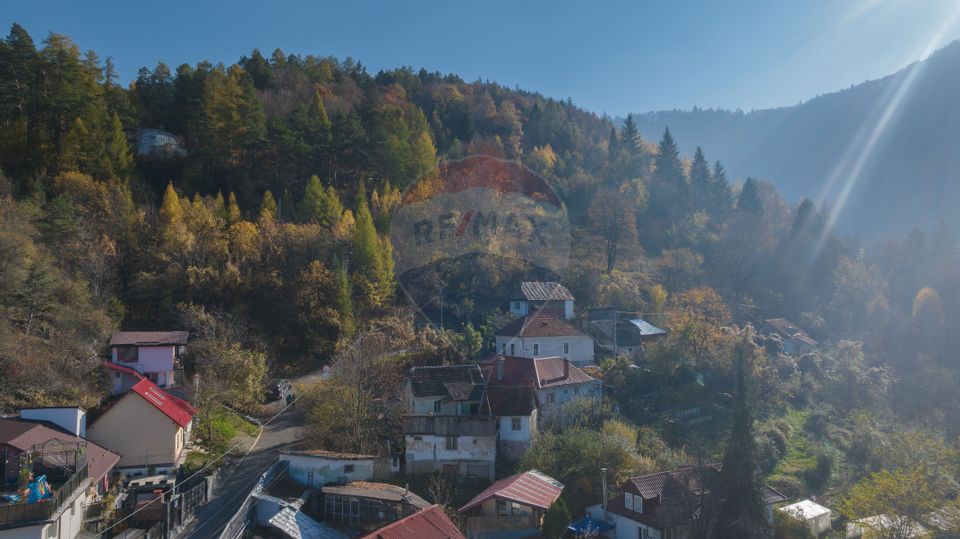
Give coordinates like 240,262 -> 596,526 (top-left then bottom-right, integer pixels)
1,20 -> 960,463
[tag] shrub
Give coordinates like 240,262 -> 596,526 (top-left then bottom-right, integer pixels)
765,428 -> 789,458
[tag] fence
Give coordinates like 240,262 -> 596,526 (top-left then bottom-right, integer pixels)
218,459 -> 288,539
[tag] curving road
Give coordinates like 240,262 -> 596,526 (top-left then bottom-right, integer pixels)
177,404 -> 305,539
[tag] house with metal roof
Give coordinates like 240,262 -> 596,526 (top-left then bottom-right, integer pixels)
108,330 -> 189,393
763,318 -> 818,354
321,482 -> 431,532
495,312 -> 595,366
86,376 -> 196,477
458,469 -> 564,539
361,504 -> 465,539
585,465 -> 787,539
586,309 -> 667,361
778,499 -> 832,535
508,282 -> 575,320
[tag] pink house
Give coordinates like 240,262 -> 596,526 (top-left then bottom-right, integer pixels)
108,331 -> 188,393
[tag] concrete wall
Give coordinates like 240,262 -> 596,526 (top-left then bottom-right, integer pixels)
405,434 -> 496,480
538,381 -> 603,414
494,335 -> 594,366
87,392 -> 182,468
19,408 -> 86,437
585,505 -> 662,539
279,453 -> 374,487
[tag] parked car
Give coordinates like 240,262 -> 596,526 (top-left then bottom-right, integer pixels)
266,378 -> 291,401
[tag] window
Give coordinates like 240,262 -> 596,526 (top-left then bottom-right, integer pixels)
469,403 -> 480,414
501,342 -> 507,354
496,499 -> 509,516
116,345 -> 137,363
344,464 -> 355,474
511,417 -> 522,431
434,400 -> 442,413
445,436 -> 458,450
114,372 -> 121,379
533,343 -> 539,355
512,301 -> 519,310
510,343 -> 515,355
625,492 -> 634,510
634,495 -> 643,513
563,342 -> 569,354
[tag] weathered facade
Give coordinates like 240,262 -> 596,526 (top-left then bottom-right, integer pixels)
401,415 -> 497,480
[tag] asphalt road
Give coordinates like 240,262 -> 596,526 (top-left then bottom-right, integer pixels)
177,404 -> 304,539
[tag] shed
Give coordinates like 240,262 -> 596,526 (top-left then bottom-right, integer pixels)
779,499 -> 832,535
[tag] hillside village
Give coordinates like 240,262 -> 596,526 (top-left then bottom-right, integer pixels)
1,281 -> 933,539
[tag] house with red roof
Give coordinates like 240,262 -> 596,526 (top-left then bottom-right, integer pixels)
458,469 -> 564,539
495,312 -> 595,366
108,330 -> 188,393
361,505 -> 465,539
480,355 -> 602,417
86,377 -> 196,477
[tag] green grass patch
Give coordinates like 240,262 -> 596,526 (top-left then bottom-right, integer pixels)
197,406 -> 260,454
183,451 -> 219,475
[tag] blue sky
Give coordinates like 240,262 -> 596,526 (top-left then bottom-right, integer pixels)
5,0 -> 960,116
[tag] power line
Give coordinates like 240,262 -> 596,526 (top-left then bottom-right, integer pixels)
97,393 -> 301,535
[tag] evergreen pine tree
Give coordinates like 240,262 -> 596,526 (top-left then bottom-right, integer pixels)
213,192 -> 228,222
737,177 -> 763,215
334,258 -> 355,338
710,160 -> 733,219
620,114 -> 641,155
690,146 -> 711,211
714,328 -> 770,538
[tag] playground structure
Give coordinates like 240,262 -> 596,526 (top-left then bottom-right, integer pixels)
0,439 -> 88,525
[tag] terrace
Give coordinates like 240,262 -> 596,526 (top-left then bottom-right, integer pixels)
0,440 -> 89,527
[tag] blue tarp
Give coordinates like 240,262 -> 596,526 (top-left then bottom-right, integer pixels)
568,516 -> 615,534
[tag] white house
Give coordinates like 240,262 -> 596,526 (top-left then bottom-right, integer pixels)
495,312 -> 595,367
279,449 -> 375,488
483,385 -> 538,460
508,282 -> 575,320
108,330 -> 188,391
480,355 -> 602,417
779,499 -> 832,535
402,365 -> 497,480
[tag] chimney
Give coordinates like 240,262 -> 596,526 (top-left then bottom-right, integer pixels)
601,467 -> 609,521
497,356 -> 505,381
19,407 -> 86,437
563,358 -> 569,379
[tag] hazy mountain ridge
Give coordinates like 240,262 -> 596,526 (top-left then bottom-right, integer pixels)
633,40 -> 960,240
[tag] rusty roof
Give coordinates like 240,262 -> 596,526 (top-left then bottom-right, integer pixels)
281,449 -> 376,460
109,331 -> 189,346
322,482 -> 431,508
516,282 -> 574,301
495,313 -> 585,338
361,505 -> 465,539
459,469 -> 564,512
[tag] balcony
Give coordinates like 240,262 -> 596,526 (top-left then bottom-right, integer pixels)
401,415 -> 497,436
0,463 -> 88,526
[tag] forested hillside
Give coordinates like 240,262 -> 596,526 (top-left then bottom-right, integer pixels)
4,26 -> 960,520
633,40 -> 960,240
